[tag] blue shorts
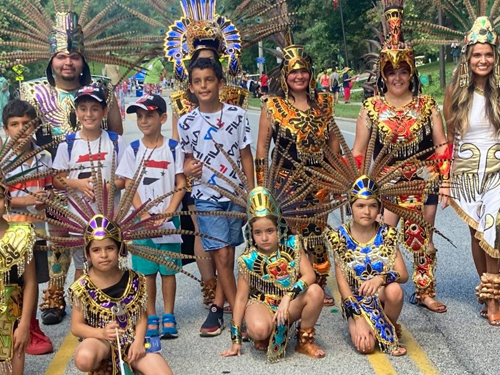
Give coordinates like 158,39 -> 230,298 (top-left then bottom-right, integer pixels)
131,217 -> 182,276
194,199 -> 245,251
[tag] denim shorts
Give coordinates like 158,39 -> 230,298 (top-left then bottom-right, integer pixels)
194,199 -> 245,251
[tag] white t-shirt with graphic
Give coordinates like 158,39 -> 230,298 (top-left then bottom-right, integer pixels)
178,103 -> 252,202
52,130 -> 127,217
116,136 -> 184,243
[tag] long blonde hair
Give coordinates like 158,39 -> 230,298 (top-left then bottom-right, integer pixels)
447,45 -> 500,137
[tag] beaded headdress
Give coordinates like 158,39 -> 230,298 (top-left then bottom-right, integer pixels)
149,0 -> 295,85
460,17 -> 500,87
0,1 -> 161,86
349,175 -> 381,203
280,44 -> 316,101
378,1 -> 415,80
247,187 -> 281,221
164,0 -> 242,83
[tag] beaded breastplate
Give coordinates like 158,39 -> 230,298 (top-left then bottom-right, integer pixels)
170,85 -> 249,117
0,223 -> 35,294
266,92 -> 334,162
238,236 -> 301,298
327,225 -> 398,291
364,95 -> 436,157
21,78 -> 114,137
68,270 -> 147,354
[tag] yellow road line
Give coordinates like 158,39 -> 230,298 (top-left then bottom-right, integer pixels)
327,276 -> 397,375
400,325 -> 440,375
45,333 -> 78,375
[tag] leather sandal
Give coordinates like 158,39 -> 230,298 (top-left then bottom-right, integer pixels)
389,345 -> 407,357
253,337 -> 270,351
487,312 -> 500,326
295,327 -> 325,359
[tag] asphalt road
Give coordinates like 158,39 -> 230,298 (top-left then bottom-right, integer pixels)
28,93 -> 499,375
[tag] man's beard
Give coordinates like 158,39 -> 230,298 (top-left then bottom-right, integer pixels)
60,73 -> 79,83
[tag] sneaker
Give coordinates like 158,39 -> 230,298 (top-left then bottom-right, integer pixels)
26,318 -> 54,355
200,304 -> 224,337
161,313 -> 178,339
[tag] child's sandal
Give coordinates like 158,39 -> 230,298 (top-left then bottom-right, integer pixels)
146,315 -> 160,338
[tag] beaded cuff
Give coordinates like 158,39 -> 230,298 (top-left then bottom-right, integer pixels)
380,271 -> 401,285
342,296 -> 362,321
230,320 -> 242,344
286,279 -> 308,300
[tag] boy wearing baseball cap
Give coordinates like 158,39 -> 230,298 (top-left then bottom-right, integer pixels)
52,85 -> 127,281
117,95 -> 186,346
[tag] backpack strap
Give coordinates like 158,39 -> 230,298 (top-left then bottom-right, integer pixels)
168,139 -> 179,162
130,139 -> 141,158
107,131 -> 119,155
66,132 -> 77,160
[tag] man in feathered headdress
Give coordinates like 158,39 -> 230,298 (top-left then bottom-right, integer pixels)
0,1 -> 160,326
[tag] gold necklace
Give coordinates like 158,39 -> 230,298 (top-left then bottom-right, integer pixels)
474,86 -> 485,96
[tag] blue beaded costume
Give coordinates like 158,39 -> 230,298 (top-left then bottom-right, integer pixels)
326,224 -> 400,353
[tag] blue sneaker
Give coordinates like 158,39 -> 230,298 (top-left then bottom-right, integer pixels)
161,313 -> 178,339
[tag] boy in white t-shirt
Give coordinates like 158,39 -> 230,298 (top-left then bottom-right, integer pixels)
52,86 -> 127,281
178,58 -> 254,337
116,95 -> 186,345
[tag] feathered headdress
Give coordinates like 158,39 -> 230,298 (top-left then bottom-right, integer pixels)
0,1 -> 162,86
126,0 -> 294,84
299,118 -> 453,245
404,1 -> 500,87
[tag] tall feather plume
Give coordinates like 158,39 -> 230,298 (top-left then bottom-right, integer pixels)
362,122 -> 378,175
212,141 -> 250,191
52,175 -> 95,220
491,0 -> 500,18
79,0 -> 93,25
382,201 -> 455,247
128,246 -> 203,284
5,0 -> 51,34
82,1 -> 119,34
463,0 -> 477,20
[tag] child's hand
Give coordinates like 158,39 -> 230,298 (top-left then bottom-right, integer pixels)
13,324 -> 30,357
349,317 -> 375,353
75,178 -> 95,201
274,295 -> 291,326
24,190 -> 46,207
101,322 -> 124,341
184,159 -> 203,178
358,276 -> 384,296
221,343 -> 242,357
127,339 -> 146,364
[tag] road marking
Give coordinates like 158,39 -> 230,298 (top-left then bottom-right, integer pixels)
401,325 -> 441,375
327,276 -> 397,375
45,332 -> 78,375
